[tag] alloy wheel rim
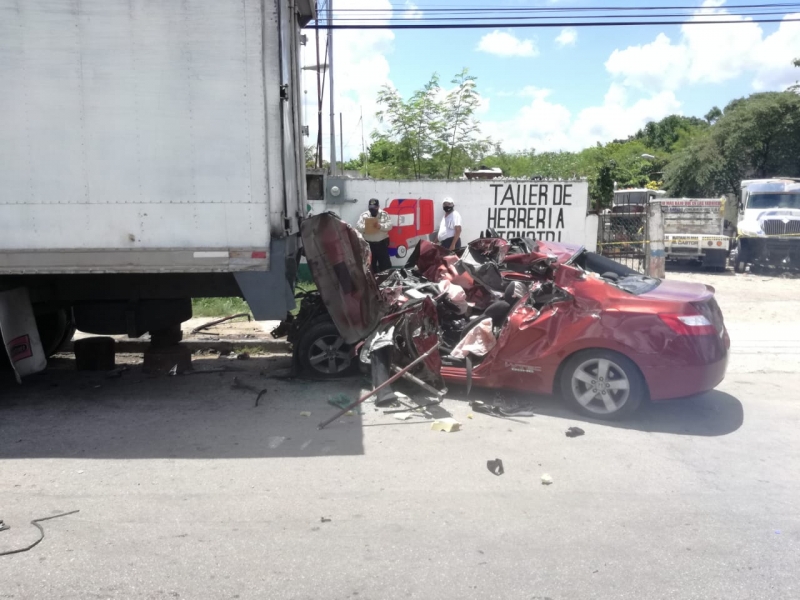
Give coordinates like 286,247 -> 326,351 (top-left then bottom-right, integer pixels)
571,357 -> 631,415
308,334 -> 352,374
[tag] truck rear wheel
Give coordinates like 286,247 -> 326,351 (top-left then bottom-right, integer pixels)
35,309 -> 76,358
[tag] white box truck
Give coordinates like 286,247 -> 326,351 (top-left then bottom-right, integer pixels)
0,0 -> 313,374
661,198 -> 731,270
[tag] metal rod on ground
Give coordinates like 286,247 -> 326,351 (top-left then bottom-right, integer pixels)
391,365 -> 447,399
190,313 -> 251,334
317,343 -> 440,430
383,402 -> 441,415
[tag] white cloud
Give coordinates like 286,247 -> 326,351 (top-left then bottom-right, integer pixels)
752,16 -> 800,90
489,85 -> 543,98
476,30 -> 539,58
605,2 -> 800,92
403,1 -> 423,19
555,28 -> 577,47
605,33 -> 690,91
482,84 -> 681,153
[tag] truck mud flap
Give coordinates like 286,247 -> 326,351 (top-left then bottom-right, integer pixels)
702,249 -> 728,269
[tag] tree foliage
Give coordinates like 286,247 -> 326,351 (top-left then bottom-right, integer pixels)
664,92 -> 800,197
353,70 -> 800,208
442,69 -> 490,178
632,115 -> 708,154
790,57 -> 800,93
372,70 -> 490,179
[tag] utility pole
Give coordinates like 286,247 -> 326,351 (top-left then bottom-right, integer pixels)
314,16 -> 323,169
361,106 -> 368,177
339,112 -> 343,175
327,0 -> 336,175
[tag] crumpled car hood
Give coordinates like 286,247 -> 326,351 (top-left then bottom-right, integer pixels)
300,213 -> 386,343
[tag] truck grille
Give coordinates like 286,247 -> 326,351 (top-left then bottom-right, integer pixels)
762,219 -> 800,236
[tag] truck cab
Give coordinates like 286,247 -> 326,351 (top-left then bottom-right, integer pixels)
736,179 -> 800,273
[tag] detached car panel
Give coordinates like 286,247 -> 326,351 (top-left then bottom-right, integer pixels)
300,213 -> 385,344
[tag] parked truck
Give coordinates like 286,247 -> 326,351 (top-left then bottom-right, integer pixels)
661,198 -> 731,270
736,179 -> 800,273
0,0 -> 313,377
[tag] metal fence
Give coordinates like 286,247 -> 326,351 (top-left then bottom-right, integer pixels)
597,210 -> 650,273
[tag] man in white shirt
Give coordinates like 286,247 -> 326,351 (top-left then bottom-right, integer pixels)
356,198 -> 393,272
436,197 -> 463,251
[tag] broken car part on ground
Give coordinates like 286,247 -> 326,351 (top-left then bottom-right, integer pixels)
274,213 -> 730,421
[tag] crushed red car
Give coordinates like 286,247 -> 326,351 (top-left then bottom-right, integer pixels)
279,213 -> 729,420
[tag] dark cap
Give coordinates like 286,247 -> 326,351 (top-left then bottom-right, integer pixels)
368,198 -> 380,207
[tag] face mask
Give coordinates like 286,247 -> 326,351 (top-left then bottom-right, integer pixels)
369,208 -> 379,216
443,206 -> 454,213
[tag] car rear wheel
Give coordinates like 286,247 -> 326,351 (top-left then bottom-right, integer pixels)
296,319 -> 355,379
559,350 -> 644,420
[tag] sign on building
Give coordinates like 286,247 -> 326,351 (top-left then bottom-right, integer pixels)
308,178 -> 593,262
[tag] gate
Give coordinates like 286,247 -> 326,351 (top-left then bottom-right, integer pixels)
597,209 -> 650,273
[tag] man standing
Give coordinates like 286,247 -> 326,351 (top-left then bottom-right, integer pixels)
356,198 -> 393,273
436,197 -> 463,251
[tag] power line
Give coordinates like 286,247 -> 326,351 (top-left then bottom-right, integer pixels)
312,17 -> 800,30
322,10 -> 799,23
330,2 -> 800,12
311,1 -> 800,27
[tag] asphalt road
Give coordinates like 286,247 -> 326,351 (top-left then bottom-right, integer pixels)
1,271 -> 799,600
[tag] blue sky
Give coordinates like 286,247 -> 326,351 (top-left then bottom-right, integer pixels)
303,0 -> 800,159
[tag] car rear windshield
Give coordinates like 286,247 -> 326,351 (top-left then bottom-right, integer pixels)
576,252 -> 661,295
748,193 -> 800,210
614,275 -> 661,295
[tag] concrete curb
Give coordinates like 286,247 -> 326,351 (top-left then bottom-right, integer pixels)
64,338 -> 292,355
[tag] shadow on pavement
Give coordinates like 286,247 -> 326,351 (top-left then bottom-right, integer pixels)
460,387 -> 744,437
0,355 -> 367,460
665,261 -> 734,276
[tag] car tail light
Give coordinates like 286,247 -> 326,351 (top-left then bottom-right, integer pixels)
659,313 -> 717,336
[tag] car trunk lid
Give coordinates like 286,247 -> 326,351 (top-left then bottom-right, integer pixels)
639,279 -> 714,303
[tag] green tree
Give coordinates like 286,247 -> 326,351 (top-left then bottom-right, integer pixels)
704,106 -> 723,124
790,57 -> 800,93
375,74 -> 445,179
442,69 -> 490,178
304,145 -> 316,169
593,160 -> 617,210
480,147 -> 587,179
364,138 -> 413,179
665,92 -> 800,197
632,115 -> 708,154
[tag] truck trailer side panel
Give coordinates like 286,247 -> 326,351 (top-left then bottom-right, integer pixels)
0,0 -> 302,273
